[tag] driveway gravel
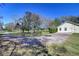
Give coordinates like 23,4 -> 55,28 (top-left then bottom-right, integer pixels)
0,33 -> 72,45
35,33 -> 72,44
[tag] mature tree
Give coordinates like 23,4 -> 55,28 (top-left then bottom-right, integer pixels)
15,11 -> 32,36
31,13 -> 41,33
15,18 -> 25,33
48,18 -> 61,33
59,16 -> 79,23
0,22 -> 3,31
15,11 -> 42,36
25,11 -> 32,32
17,12 -> 32,32
5,23 -> 15,32
25,11 -> 42,33
0,16 -> 3,31
66,16 -> 79,23
48,18 -> 61,28
52,18 -> 61,27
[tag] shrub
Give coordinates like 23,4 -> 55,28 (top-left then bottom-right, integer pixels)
48,28 -> 57,33
48,28 -> 52,33
52,28 -> 57,33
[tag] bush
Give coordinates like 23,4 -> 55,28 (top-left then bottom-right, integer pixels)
48,28 -> 57,33
48,28 -> 52,33
52,28 -> 57,33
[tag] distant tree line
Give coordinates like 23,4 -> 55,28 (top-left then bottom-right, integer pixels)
0,11 -> 79,35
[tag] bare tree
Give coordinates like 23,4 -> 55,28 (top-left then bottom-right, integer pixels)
31,13 -> 41,33
5,23 -> 15,32
15,11 -> 42,36
0,16 -> 3,31
15,18 -> 25,35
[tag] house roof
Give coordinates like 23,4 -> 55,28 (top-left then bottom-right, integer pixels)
66,21 -> 79,26
57,21 -> 79,28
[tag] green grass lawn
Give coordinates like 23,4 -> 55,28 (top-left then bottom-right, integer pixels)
63,33 -> 79,56
46,33 -> 79,56
6,30 -> 50,37
0,31 -> 6,34
0,29 -> 55,37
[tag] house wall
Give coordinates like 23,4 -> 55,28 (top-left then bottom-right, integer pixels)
57,23 -> 79,33
74,25 -> 79,33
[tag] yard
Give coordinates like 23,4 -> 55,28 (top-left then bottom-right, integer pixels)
0,30 -> 79,56
0,3 -> 79,56
46,33 -> 79,56
64,33 -> 79,55
0,29 -> 50,37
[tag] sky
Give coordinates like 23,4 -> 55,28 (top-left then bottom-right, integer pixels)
0,3 -> 79,24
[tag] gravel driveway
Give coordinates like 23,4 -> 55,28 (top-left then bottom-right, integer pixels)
35,33 -> 72,44
0,32 -> 72,46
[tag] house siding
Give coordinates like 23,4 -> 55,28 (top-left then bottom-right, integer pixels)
57,23 -> 79,33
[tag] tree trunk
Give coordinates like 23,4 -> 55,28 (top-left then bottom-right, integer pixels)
22,29 -> 25,36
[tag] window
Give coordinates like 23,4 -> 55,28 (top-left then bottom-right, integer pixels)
59,28 -> 61,31
65,28 -> 67,31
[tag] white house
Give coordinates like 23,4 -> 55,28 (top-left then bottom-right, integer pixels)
57,22 -> 79,33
